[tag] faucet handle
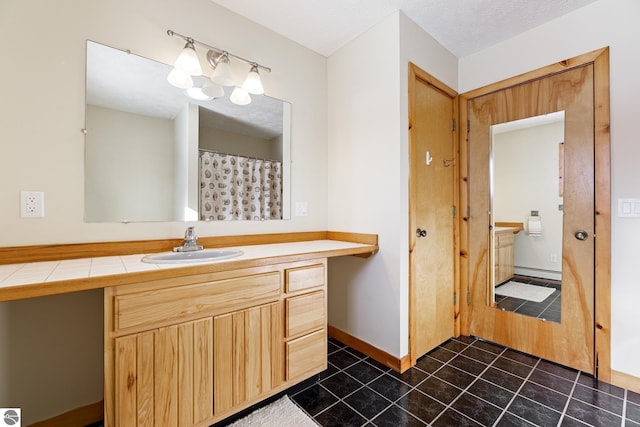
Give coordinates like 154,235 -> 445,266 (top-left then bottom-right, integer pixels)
185,226 -> 195,239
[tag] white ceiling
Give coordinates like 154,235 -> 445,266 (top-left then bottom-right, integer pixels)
211,0 -> 598,57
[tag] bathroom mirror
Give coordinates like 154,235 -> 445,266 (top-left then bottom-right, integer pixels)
490,111 -> 564,323
84,40 -> 291,222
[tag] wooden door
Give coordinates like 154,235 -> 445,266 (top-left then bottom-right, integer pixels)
464,63 -> 599,373
409,64 -> 459,364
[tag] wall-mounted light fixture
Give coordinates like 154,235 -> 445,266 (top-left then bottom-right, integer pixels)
166,30 -> 270,106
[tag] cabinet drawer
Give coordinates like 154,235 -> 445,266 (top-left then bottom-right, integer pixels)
286,329 -> 326,380
115,272 -> 280,331
286,291 -> 325,338
285,264 -> 325,293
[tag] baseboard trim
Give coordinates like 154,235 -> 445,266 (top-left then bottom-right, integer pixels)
328,325 -> 411,373
28,400 -> 103,427
611,370 -> 640,394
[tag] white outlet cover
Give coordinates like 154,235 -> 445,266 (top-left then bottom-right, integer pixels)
21,191 -> 45,218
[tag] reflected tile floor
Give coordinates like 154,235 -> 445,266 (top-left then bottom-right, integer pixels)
290,336 -> 640,427
496,276 -> 562,323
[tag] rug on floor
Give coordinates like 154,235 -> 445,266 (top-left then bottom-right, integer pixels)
227,395 -> 318,427
495,281 -> 555,302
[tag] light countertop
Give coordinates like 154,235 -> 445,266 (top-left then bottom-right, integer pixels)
0,240 -> 376,300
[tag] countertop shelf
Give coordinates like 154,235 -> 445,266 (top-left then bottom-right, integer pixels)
0,232 -> 378,302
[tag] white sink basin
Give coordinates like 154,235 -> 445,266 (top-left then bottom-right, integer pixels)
142,249 -> 243,264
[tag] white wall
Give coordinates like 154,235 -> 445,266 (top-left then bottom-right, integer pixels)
459,0 -> 640,377
0,0 -> 328,422
199,127 -> 280,160
85,105 -> 175,222
327,11 -> 457,358
0,0 -> 327,247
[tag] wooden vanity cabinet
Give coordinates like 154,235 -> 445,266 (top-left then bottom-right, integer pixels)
495,230 -> 515,284
104,259 -> 327,427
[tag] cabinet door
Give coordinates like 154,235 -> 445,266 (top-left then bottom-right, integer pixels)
496,233 -> 515,284
114,318 -> 213,427
213,301 -> 283,415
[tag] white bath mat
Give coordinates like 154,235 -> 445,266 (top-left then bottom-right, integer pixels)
228,395 -> 318,427
495,281 -> 555,303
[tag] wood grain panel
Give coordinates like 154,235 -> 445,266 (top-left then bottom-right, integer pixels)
270,303 -> 285,388
115,335 -> 137,427
193,318 -> 213,423
213,313 -> 233,415
154,326 -> 178,427
136,332 -> 154,427
285,264 -> 325,293
286,291 -> 325,338
177,323 -> 194,427
286,329 -> 326,380
232,312 -> 246,407
245,307 -> 262,400
115,272 -> 280,331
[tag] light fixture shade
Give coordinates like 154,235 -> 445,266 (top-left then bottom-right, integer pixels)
202,79 -> 225,98
167,68 -> 194,89
229,87 -> 251,106
184,87 -> 213,101
211,55 -> 235,86
174,42 -> 202,76
242,65 -> 264,95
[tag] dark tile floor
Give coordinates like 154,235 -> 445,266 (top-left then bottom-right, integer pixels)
291,336 -> 640,426
495,276 -> 562,323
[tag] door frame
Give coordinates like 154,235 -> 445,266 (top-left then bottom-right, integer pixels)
408,63 -> 460,366
458,48 -> 611,380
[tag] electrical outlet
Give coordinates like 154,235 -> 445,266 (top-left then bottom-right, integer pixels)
21,191 -> 44,218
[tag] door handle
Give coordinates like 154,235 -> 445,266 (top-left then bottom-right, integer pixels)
417,228 -> 427,238
575,230 -> 588,241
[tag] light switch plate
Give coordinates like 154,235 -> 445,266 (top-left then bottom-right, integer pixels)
618,198 -> 640,218
295,202 -> 308,217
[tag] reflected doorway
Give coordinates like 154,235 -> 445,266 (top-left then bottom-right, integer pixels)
490,112 -> 565,324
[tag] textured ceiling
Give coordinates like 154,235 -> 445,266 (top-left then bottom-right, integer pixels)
211,0 -> 598,57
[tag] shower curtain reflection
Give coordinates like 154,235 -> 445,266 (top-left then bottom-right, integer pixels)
199,150 -> 283,221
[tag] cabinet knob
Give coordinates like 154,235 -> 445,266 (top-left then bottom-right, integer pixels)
416,228 -> 427,238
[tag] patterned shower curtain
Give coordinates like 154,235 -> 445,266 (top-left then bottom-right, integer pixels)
200,151 -> 283,221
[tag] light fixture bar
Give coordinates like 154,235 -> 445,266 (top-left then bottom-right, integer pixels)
167,30 -> 271,73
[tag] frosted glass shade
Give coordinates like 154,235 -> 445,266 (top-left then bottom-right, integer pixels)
242,65 -> 264,95
229,87 -> 251,106
167,68 -> 193,89
184,87 -> 213,101
211,57 -> 235,86
174,43 -> 202,76
202,79 -> 225,98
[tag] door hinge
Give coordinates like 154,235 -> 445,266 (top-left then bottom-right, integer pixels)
453,205 -> 457,218
467,206 -> 471,218
467,292 -> 471,306
452,118 -> 456,132
454,293 -> 457,305
467,119 -> 471,133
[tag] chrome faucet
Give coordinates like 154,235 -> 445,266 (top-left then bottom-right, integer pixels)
173,226 -> 204,252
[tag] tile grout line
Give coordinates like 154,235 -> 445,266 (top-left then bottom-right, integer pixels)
555,367 -> 580,426
492,357 -> 542,426
622,389 -> 628,427
428,341 -> 506,426
308,350 -> 395,426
